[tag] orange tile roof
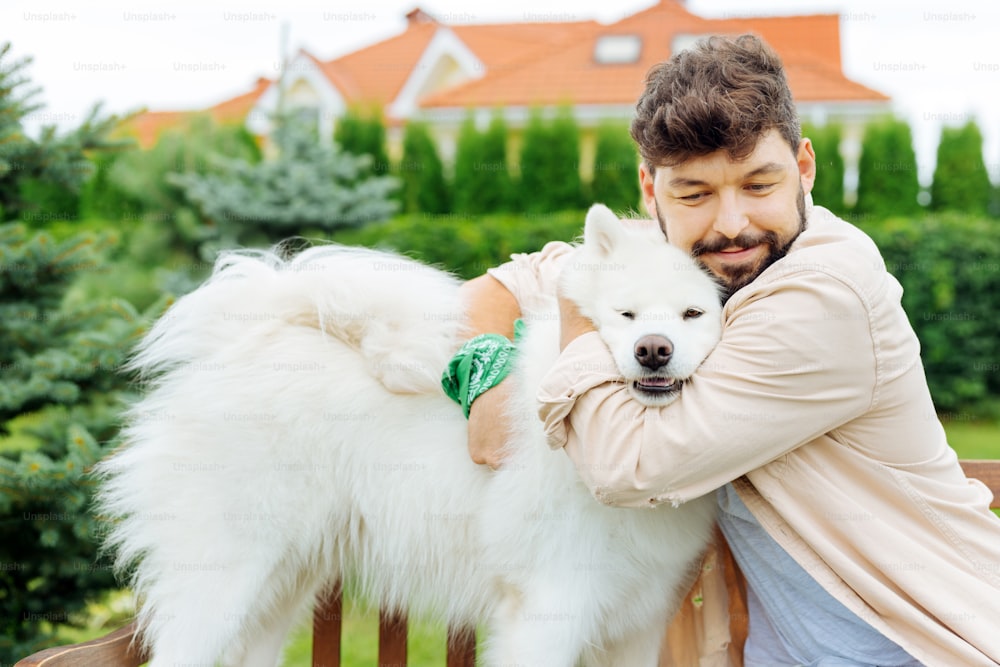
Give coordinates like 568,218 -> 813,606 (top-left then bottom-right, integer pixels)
420,0 -> 887,109
314,18 -> 600,108
124,0 -> 887,145
318,22 -> 437,106
122,77 -> 271,147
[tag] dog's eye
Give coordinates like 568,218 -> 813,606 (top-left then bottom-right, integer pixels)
619,310 -> 635,320
683,308 -> 704,320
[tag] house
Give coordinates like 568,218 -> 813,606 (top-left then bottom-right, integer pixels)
128,0 -> 889,180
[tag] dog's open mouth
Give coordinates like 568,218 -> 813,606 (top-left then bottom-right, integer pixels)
633,376 -> 682,396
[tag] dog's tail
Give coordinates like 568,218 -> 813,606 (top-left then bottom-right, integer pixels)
129,244 -> 467,394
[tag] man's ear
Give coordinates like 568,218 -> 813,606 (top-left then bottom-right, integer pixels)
639,162 -> 658,220
796,137 -> 817,196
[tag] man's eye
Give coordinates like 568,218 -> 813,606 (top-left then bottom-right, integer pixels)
684,308 -> 704,320
747,183 -> 775,193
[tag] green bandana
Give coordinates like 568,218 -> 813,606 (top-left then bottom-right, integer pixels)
442,319 -> 525,418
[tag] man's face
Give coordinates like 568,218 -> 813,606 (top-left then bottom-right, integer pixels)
640,129 -> 816,299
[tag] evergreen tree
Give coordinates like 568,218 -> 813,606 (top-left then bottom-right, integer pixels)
169,115 -> 398,253
517,110 -> 548,212
0,43 -> 151,658
452,113 -> 514,214
519,106 -> 584,213
479,113 -> 515,212
0,225 -> 152,660
334,106 -> 390,176
930,120 -> 991,214
102,114 -> 261,234
802,122 -> 845,214
590,122 -> 640,213
398,121 -> 449,214
854,117 -> 920,218
0,43 -> 132,224
452,115 -> 482,214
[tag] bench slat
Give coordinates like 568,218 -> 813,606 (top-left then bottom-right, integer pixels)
959,460 -> 1000,509
446,625 -> 476,667
12,623 -> 146,667
312,583 -> 342,667
378,608 -> 407,666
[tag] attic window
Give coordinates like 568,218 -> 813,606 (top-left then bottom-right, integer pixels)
594,35 -> 642,64
671,34 -> 706,55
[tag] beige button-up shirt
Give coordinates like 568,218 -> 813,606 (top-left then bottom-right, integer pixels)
488,203 -> 1000,665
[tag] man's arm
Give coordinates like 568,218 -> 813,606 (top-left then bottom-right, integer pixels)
458,274 -> 521,468
538,270 -> 882,506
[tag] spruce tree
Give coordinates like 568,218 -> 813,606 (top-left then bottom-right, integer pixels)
930,120 -> 991,214
0,43 -> 131,224
102,114 -> 262,242
0,225 -> 152,659
802,122 -> 845,214
854,117 -> 920,218
0,42 -> 149,658
168,114 -> 399,253
398,121 -> 449,214
591,122 -> 640,213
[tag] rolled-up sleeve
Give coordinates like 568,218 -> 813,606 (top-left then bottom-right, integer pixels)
486,241 -> 574,313
538,270 -> 880,508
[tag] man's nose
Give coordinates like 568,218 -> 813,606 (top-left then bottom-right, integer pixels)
713,193 -> 750,239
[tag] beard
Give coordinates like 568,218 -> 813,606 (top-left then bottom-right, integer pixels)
658,186 -> 807,301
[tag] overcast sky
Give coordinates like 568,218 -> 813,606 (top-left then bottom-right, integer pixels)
4,0 -> 998,185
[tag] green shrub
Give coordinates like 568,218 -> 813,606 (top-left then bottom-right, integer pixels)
862,213 -> 1000,416
518,107 -> 584,213
334,106 -> 390,176
398,121 -> 449,214
479,114 -> 516,212
854,117 -> 921,218
802,122 -> 845,214
930,121 -> 992,214
452,113 -> 515,214
330,209 -> 587,280
452,116 -> 482,214
590,122 -> 640,214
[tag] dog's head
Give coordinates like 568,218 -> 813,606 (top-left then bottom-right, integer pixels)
561,204 -> 723,407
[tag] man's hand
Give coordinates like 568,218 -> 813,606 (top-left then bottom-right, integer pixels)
467,379 -> 514,469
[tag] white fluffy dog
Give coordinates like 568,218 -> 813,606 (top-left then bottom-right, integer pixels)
97,204 -> 723,667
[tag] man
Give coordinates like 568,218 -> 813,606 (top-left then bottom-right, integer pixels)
457,35 -> 1000,665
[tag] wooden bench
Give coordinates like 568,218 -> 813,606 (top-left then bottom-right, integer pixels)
16,460 -> 1000,667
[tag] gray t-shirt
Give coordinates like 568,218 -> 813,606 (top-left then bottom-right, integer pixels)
717,484 -> 923,666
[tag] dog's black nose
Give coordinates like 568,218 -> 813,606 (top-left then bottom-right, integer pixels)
634,335 -> 673,370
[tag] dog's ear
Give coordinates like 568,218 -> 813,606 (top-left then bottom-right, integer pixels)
583,204 -> 623,258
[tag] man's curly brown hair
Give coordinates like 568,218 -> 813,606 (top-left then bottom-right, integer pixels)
630,34 -> 801,170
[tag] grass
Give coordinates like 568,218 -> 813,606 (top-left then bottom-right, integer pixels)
942,419 -> 1000,460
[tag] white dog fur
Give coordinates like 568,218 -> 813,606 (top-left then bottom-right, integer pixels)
97,204 -> 723,667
